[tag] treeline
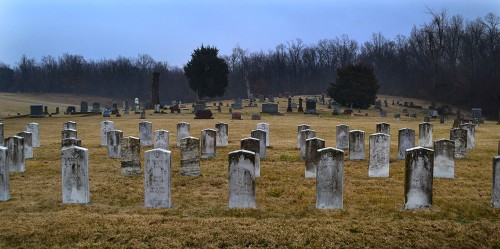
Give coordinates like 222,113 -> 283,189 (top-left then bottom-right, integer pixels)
0,11 -> 499,117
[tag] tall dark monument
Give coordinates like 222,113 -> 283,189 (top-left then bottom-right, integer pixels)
151,72 -> 160,108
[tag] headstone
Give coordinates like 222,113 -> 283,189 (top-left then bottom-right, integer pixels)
111,103 -> 118,114
231,112 -> 242,120
261,103 -> 279,114
404,147 -> 434,210
297,124 -> 311,149
369,133 -> 390,177
63,121 -> 77,131
100,120 -> 114,147
44,106 -> 49,115
5,136 -> 24,172
393,114 -> 401,119
305,138 -> 326,178
433,139 -> 455,178
30,104 -> 44,118
349,130 -> 365,160
450,128 -> 467,159
459,123 -> 475,150
0,146 -> 9,201
251,114 -> 261,120
304,99 -> 319,114
0,123 -> 3,147
380,111 -> 387,117
374,100 -> 382,109
336,124 -> 349,150
228,150 -> 256,208
66,106 -> 76,114
300,129 -> 316,160
176,122 -> 190,147
267,96 -> 275,103
215,123 -> 228,147
316,147 -> 344,209
201,129 -> 217,159
423,116 -> 430,123
140,110 -> 146,119
16,131 -> 33,159
195,109 -> 214,119
256,123 -> 270,147
241,138 -> 261,177
471,108 -> 482,122
259,95 -> 265,102
298,98 -> 304,112
91,102 -> 100,113
61,138 -> 81,149
418,122 -> 433,148
26,123 -> 40,148
80,101 -> 88,112
107,130 -> 123,159
144,148 -> 172,208
376,123 -> 390,135
102,109 -> 111,117
62,146 -> 89,204
154,104 -> 161,113
493,156 -> 500,208
121,136 -> 141,175
61,129 -> 77,140
332,104 -> 341,115
251,129 -> 267,159
154,130 -> 169,150
440,116 -> 445,124
287,97 -> 293,112
180,137 -> 200,176
398,128 -> 415,160
139,121 -> 153,147
231,98 -> 243,109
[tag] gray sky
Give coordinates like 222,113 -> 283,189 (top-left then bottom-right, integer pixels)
1,0 -> 498,68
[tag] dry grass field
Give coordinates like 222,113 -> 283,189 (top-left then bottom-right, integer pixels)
0,93 -> 499,248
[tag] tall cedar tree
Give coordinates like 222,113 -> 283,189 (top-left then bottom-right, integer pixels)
327,64 -> 379,109
184,45 -> 229,99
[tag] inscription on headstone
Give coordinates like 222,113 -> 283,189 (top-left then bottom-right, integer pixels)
120,136 -> 141,175
450,128 -> 467,159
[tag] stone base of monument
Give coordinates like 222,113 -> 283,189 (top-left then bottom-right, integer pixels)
194,109 -> 214,119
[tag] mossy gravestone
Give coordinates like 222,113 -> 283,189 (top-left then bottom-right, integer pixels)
433,139 -> 455,179
62,146 -> 89,204
369,133 -> 390,177
144,148 -> 172,208
201,129 -> 217,159
349,130 -> 365,160
419,122 -> 433,148
316,147 -> 344,209
404,147 -> 433,210
228,150 -> 256,209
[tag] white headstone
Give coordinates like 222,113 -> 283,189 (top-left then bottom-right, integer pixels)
180,137 -> 200,176
398,128 -> 415,160
26,123 -> 40,147
144,148 -> 172,208
5,136 -> 25,172
305,137 -> 325,178
459,123 -> 475,150
16,131 -> 33,159
228,150 -> 256,208
154,130 -> 169,150
369,133 -> 390,177
201,129 -> 217,159
376,122 -> 390,135
300,129 -> 316,160
349,130 -> 365,160
215,123 -> 228,147
0,146 -> 10,201
433,139 -> 455,178
121,136 -> 141,175
450,128 -> 467,159
419,122 -> 433,148
0,123 -> 3,147
404,147 -> 434,210
107,130 -> 123,158
316,147 -> 344,209
297,124 -> 311,149
256,123 -> 270,147
336,124 -> 349,150
240,138 -> 261,177
493,156 -> 500,208
139,121 -> 153,147
251,129 -> 267,159
63,121 -> 77,131
62,146 -> 89,204
176,122 -> 190,147
101,120 -> 114,146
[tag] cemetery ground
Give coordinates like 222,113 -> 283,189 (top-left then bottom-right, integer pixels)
0,94 -> 499,248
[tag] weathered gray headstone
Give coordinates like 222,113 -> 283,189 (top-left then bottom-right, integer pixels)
62,129 -> 77,140
418,122 -> 433,148
215,123 -> 228,147
305,137 -> 326,178
256,123 -> 270,147
450,128 -> 467,159
433,139 -> 455,178
228,150 -> 256,208
201,129 -> 217,159
63,121 -> 77,131
459,123 -> 475,151
180,137 -> 200,176
376,122 -> 390,135
0,146 -> 10,201
251,129 -> 267,159
240,138 -> 260,177
404,147 -> 434,210
26,123 -> 40,147
336,124 -> 349,150
107,130 -> 123,158
144,148 -> 172,208
16,131 -> 33,159
0,123 -> 3,147
316,147 -> 344,209
139,121 -> 153,147
369,133 -> 390,177
493,156 -> 500,208
349,130 -> 365,160
101,120 -> 114,146
120,136 -> 141,175
300,129 -> 317,160
5,136 -> 25,172
176,122 -> 190,147
61,138 -> 81,149
153,130 -> 169,150
297,124 -> 311,149
398,128 -> 415,160
62,146 -> 89,204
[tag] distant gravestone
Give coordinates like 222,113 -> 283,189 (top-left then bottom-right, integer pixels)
80,101 -> 88,112
231,98 -> 243,110
336,124 -> 349,150
144,148 -> 172,208
259,95 -> 265,102
398,128 -> 415,160
433,139 -> 455,178
251,114 -> 261,120
228,150 -> 256,208
261,103 -> 279,114
16,131 -> 33,159
5,136 -> 25,172
100,120 -> 114,147
304,99 -> 319,115
369,133 -> 390,177
298,98 -> 304,112
300,129 -> 316,160
256,123 -> 270,147
297,124 -> 311,149
194,109 -> 213,119
201,129 -> 217,159
332,104 -> 341,115
268,96 -> 275,103
154,130 -> 169,150
459,123 -> 475,150
418,122 -> 433,148
493,156 -> 500,208
316,147 -> 344,209
349,130 -> 365,160
450,128 -> 467,159
0,146 -> 10,201
91,102 -> 100,113
61,138 -> 81,149
63,121 -> 77,131
287,97 -> 293,112
26,123 -> 40,148
404,147 -> 434,210
120,136 -> 141,175
62,146 -> 89,204
231,112 -> 242,120
240,138 -> 261,177
139,121 -> 153,147
215,123 -> 228,147
305,137 -> 326,178
180,137 -> 200,176
30,104 -> 44,118
107,130 -> 123,159
176,122 -> 190,147
61,129 -> 77,140
251,129 -> 267,159
376,123 -> 390,135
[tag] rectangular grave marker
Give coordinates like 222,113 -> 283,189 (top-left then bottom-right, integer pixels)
5,136 -> 25,172
316,147 -> 344,209
180,137 -> 200,176
107,130 -> 123,158
101,120 -> 114,146
336,124 -> 349,150
241,137 -> 261,177
493,156 -> 500,208
121,136 -> 141,175
228,150 -> 256,208
419,122 -> 433,148
62,146 -> 89,204
404,147 -> 434,210
450,128 -> 467,159
256,123 -> 270,147
26,123 -> 40,147
0,146 -> 9,201
433,139 -> 455,178
349,130 -> 365,160
376,122 -> 390,135
176,122 -> 190,147
305,137 -> 325,178
215,123 -> 228,147
139,121 -> 153,147
297,124 -> 311,149
300,129 -> 316,160
144,148 -> 172,208
369,133 -> 390,177
398,128 -> 415,159
251,129 -> 267,159
201,129 -> 217,159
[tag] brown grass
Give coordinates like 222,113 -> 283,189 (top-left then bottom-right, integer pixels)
0,94 -> 498,248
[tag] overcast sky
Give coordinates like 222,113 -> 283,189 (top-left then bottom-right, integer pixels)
0,0 -> 498,68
